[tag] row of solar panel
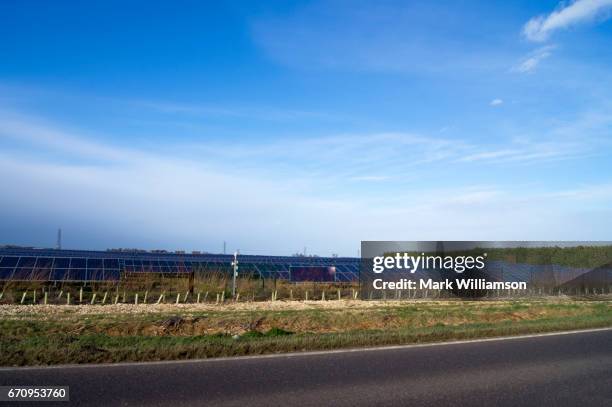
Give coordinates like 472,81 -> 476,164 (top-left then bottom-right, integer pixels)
0,255 -> 195,281
0,249 -> 360,265
0,268 -> 360,282
0,256 -> 119,269
0,256 -> 361,281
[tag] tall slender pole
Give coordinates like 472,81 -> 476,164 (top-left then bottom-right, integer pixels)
231,251 -> 238,298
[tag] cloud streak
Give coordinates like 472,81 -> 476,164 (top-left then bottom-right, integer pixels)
513,45 -> 556,73
523,0 -> 612,42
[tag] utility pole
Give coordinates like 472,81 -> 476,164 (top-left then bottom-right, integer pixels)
223,241 -> 226,255
231,251 -> 238,298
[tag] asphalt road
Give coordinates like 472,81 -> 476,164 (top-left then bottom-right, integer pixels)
1,328 -> 611,407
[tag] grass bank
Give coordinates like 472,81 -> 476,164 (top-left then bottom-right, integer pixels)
1,299 -> 610,366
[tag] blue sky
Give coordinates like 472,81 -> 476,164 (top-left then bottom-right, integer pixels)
1,0 -> 612,256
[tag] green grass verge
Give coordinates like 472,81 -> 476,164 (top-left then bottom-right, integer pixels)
1,300 -> 610,366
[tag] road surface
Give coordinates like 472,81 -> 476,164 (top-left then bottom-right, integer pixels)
1,328 -> 611,406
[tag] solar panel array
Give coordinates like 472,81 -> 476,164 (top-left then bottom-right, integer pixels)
0,248 -> 361,282
2,248 -> 608,286
485,260 -> 612,286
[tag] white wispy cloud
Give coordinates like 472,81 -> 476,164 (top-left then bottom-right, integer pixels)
349,175 -> 390,182
523,0 -> 612,42
513,45 -> 556,73
251,2 -> 510,74
490,99 -> 504,106
0,110 -> 134,162
130,99 -> 342,122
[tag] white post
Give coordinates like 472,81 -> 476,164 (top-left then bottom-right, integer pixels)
231,251 -> 239,298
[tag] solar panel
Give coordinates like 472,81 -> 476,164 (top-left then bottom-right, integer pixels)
0,256 -> 19,267
0,248 -> 361,282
